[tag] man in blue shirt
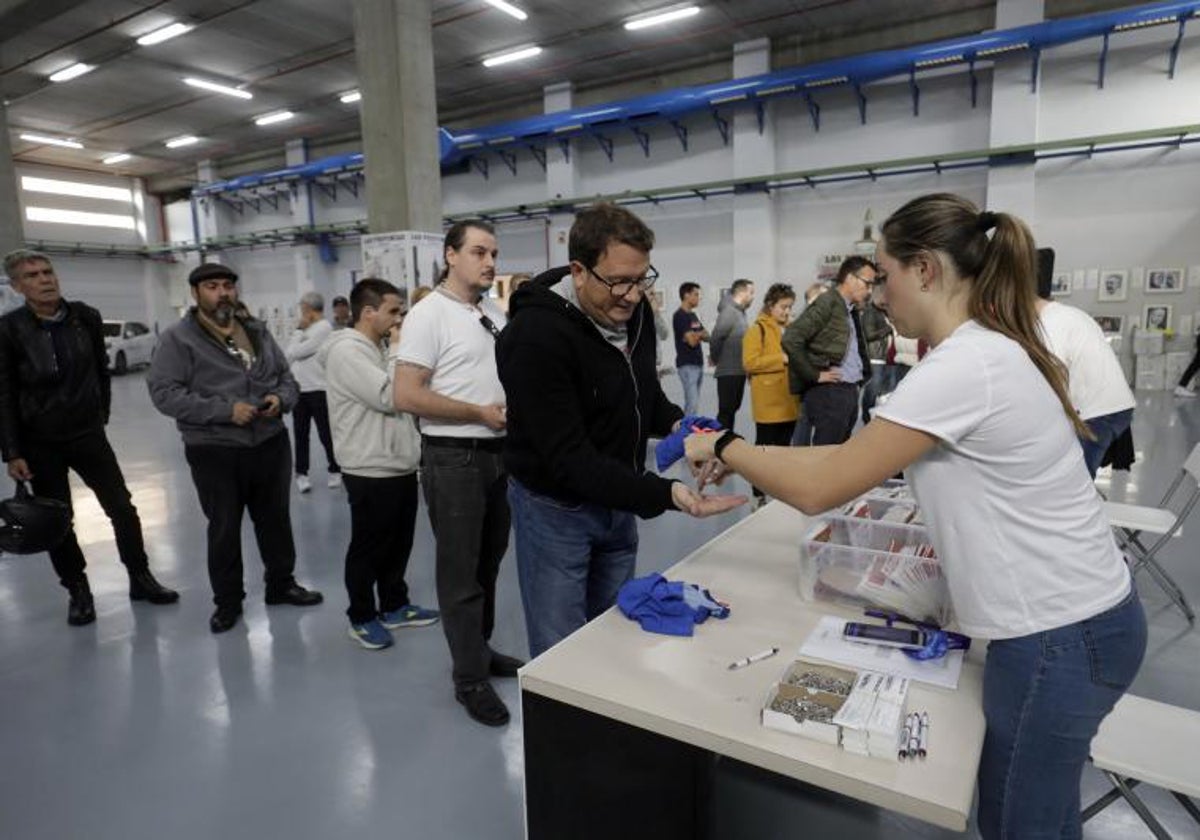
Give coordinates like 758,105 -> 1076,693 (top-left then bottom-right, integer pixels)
672,282 -> 708,416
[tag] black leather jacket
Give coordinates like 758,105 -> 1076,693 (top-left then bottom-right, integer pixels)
0,301 -> 111,461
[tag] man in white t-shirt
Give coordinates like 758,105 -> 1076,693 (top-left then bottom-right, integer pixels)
393,220 -> 521,728
1035,291 -> 1135,477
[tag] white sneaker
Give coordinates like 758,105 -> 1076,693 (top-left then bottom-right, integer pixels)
1174,386 -> 1195,398
296,475 -> 312,493
327,473 -> 343,489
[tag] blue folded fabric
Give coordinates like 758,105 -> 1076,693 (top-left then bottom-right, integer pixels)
655,414 -> 722,472
617,573 -> 731,636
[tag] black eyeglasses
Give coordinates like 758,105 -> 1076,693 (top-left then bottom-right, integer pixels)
584,263 -> 659,298
852,271 -> 883,287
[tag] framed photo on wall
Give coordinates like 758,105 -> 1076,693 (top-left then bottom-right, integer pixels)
1143,303 -> 1172,332
1098,270 -> 1128,302
1050,272 -> 1071,296
1145,268 -> 1184,293
1094,315 -> 1123,334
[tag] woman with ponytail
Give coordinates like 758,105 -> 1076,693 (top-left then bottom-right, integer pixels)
685,193 -> 1144,839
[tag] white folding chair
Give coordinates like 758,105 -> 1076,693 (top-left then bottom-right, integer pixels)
1103,442 -> 1200,624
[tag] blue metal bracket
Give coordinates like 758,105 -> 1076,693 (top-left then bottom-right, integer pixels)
909,66 -> 920,116
1030,47 -> 1041,93
594,133 -> 614,162
803,91 -> 821,132
968,57 -> 978,107
691,189 -> 707,201
557,138 -> 570,163
755,101 -> 766,135
529,144 -> 547,171
1169,15 -> 1188,79
217,195 -> 245,215
933,159 -> 943,174
631,126 -> 651,157
471,156 -> 489,180
497,148 -> 518,176
804,175 -> 816,188
314,181 -> 337,202
643,193 -> 660,206
1099,31 -> 1110,88
712,110 -> 730,146
866,168 -> 877,182
854,83 -> 867,124
344,177 -> 360,199
670,120 -> 689,152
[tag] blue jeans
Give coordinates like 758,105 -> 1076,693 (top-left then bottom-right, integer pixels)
1079,408 -> 1133,478
977,586 -> 1146,840
677,364 -> 703,417
508,478 -> 639,658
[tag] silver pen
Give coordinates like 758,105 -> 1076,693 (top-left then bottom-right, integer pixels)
917,711 -> 929,758
727,647 -> 779,670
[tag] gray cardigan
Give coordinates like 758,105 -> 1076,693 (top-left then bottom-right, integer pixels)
708,299 -> 749,377
147,311 -> 299,448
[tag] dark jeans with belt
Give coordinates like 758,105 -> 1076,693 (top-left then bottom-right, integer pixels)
715,374 -> 746,433
184,431 -> 298,608
24,427 -> 148,587
803,381 -> 860,445
343,472 -> 417,624
421,436 -> 510,688
293,390 -> 340,476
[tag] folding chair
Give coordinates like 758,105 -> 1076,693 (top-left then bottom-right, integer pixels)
1102,441 -> 1200,624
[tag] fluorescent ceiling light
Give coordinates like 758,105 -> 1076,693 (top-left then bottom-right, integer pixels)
19,133 -> 84,149
482,45 -> 542,67
625,5 -> 700,30
21,176 -> 132,202
165,135 -> 200,148
136,22 -> 193,46
184,77 -> 252,99
48,63 -> 94,82
483,0 -> 528,21
339,90 -> 361,104
255,110 -> 294,126
102,153 -> 132,165
25,207 -> 136,230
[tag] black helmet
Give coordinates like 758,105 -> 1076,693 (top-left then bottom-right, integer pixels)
0,482 -> 72,555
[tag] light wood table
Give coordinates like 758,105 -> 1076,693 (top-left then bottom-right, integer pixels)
519,501 -> 986,839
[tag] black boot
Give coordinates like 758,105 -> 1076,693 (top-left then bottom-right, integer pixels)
129,569 -> 180,604
67,579 -> 96,626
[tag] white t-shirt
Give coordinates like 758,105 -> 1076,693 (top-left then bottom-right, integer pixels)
1038,301 -> 1135,420
874,320 -> 1130,640
394,288 -> 507,439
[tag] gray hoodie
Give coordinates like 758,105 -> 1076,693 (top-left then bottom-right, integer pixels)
318,328 -> 420,477
147,310 -> 298,448
709,295 -> 750,377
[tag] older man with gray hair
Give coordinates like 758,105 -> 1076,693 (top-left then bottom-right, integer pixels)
286,291 -> 340,492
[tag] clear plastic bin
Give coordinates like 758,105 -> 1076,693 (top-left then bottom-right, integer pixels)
800,513 -> 951,627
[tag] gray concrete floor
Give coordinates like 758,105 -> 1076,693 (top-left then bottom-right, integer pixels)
0,372 -> 1196,839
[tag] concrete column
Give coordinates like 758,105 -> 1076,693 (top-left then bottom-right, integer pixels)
544,82 -> 577,266
194,159 -> 222,244
0,102 -> 24,253
133,178 -> 175,328
731,38 -> 778,285
286,139 -> 316,298
985,0 -> 1043,223
352,0 -> 442,233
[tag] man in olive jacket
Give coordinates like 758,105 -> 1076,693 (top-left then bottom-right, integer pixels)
781,256 -> 876,445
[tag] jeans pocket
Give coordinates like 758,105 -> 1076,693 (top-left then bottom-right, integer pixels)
1083,595 -> 1147,691
424,445 -> 472,470
525,487 -> 584,513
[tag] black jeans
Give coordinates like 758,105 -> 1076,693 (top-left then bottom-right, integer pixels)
421,438 -> 510,688
343,472 -> 417,624
715,375 -> 746,433
293,391 -> 339,476
1181,349 -> 1200,388
803,382 -> 860,445
184,431 -> 298,608
24,428 -> 148,587
751,420 -> 796,500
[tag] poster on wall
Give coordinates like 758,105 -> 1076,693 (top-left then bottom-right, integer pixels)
1143,303 -> 1172,332
1097,269 -> 1128,302
361,230 -> 444,305
816,253 -> 847,283
1050,273 -> 1071,297
1145,268 -> 1184,293
1094,315 -> 1123,334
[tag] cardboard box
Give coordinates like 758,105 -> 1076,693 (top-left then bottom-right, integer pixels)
762,661 -> 856,745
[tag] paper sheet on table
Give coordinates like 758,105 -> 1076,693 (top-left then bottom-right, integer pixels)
797,615 -> 964,690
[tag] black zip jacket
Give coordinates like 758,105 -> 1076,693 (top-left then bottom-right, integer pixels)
496,266 -> 684,519
0,300 -> 111,462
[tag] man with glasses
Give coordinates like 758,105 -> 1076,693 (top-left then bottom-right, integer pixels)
782,256 -> 876,445
497,203 -> 744,659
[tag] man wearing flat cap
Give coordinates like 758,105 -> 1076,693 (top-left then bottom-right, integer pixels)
148,262 -> 323,633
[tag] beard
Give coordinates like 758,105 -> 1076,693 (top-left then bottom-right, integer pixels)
207,300 -> 235,327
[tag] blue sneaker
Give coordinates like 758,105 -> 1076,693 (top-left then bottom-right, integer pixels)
348,619 -> 394,650
380,604 -> 441,629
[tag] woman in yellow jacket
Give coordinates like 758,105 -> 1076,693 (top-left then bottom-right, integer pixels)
742,283 -> 800,504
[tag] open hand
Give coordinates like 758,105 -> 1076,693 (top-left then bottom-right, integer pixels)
671,482 -> 747,517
